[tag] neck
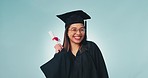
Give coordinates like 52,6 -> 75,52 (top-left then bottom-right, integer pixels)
70,42 -> 80,56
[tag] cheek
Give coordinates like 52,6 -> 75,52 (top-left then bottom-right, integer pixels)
67,32 -> 72,38
82,33 -> 85,37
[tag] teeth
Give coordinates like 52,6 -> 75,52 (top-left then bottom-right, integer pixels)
74,36 -> 81,39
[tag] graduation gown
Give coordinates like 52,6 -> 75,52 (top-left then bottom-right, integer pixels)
40,41 -> 109,78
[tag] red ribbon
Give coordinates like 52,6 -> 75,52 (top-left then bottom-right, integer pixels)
52,37 -> 58,41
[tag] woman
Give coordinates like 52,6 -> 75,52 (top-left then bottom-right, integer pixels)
40,10 -> 109,78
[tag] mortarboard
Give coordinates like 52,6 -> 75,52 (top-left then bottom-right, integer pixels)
57,10 -> 91,28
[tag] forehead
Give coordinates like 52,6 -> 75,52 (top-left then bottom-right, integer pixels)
69,23 -> 84,28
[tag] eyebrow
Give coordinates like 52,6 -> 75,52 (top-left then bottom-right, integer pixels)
70,27 -> 85,29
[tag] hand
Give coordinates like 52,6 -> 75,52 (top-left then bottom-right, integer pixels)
54,43 -> 63,53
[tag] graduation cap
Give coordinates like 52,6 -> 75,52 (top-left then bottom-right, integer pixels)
57,10 -> 91,28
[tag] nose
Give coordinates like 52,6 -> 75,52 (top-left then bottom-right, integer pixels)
76,30 -> 81,34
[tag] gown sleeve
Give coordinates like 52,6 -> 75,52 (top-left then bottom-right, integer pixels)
89,42 -> 109,78
40,49 -> 67,78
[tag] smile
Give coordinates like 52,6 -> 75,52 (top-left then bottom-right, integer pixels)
74,36 -> 81,40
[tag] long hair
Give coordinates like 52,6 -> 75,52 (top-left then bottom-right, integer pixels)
63,21 -> 87,52
63,25 -> 71,52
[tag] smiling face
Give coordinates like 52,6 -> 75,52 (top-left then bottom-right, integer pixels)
68,23 -> 85,45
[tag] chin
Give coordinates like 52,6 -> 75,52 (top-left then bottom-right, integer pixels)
72,40 -> 82,44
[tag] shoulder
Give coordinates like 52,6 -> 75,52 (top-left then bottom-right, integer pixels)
82,41 -> 101,53
86,41 -> 101,53
80,41 -> 101,54
86,41 -> 99,48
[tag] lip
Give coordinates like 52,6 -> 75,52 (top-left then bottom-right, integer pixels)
73,36 -> 81,40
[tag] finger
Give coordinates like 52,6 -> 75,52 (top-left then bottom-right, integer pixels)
55,50 -> 59,53
54,44 -> 60,49
57,44 -> 63,49
58,44 -> 63,48
60,44 -> 63,48
55,48 -> 61,53
56,47 -> 62,53
54,44 -> 63,53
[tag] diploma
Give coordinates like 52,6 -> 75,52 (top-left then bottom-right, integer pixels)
48,31 -> 60,43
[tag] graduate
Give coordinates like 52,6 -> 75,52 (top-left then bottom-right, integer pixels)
40,10 -> 109,78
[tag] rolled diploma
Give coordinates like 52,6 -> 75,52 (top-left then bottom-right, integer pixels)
48,31 -> 60,44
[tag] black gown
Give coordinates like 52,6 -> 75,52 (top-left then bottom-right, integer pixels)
40,41 -> 109,78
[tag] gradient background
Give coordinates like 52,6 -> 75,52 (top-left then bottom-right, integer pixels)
0,0 -> 148,78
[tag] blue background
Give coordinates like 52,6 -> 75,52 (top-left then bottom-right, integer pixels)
0,0 -> 148,78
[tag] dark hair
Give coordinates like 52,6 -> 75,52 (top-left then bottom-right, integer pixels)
63,22 -> 87,52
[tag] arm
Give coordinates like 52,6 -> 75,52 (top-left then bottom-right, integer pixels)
90,42 -> 109,78
40,49 -> 66,78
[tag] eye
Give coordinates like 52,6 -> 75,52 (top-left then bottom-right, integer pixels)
70,28 -> 77,31
80,28 -> 85,32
